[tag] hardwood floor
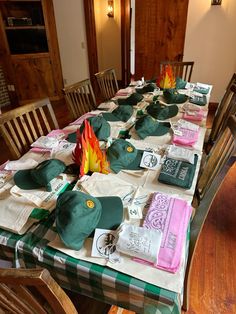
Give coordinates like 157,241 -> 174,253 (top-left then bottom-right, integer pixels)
0,101 -> 235,314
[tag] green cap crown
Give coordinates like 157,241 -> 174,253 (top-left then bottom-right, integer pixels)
163,89 -> 188,104
146,102 -> 178,120
80,116 -> 110,140
14,159 -> 66,192
117,92 -> 143,106
102,105 -> 133,122
107,139 -> 142,173
135,115 -> 171,139
56,190 -> 123,250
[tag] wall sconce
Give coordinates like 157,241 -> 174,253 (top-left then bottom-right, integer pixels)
107,0 -> 114,18
211,0 -> 222,5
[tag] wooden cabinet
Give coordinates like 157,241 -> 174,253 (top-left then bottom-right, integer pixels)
0,0 -> 63,104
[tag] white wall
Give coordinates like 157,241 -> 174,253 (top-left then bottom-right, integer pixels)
52,0 -> 89,86
94,0 -> 121,80
184,0 -> 236,102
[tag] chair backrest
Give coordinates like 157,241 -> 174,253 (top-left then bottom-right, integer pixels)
160,61 -> 194,82
208,75 -> 236,144
182,115 -> 236,311
0,268 -> 78,314
63,79 -> 97,120
0,98 -> 59,159
95,68 -> 119,101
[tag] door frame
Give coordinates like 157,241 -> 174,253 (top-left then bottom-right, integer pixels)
84,0 -> 131,87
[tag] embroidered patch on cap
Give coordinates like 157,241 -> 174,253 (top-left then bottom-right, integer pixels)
86,200 -> 95,208
126,146 -> 134,153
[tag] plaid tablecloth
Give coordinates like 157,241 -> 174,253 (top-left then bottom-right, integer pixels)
0,211 -> 182,314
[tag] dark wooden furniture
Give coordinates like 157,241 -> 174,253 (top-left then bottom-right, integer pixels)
0,268 -> 78,313
0,0 -> 63,105
95,68 -> 119,101
160,61 -> 194,82
63,79 -> 97,120
183,115 -> 236,310
0,98 -> 58,159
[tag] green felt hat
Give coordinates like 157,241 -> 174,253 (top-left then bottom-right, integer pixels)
146,102 -> 178,120
56,190 -> 123,250
135,115 -> 171,139
175,77 -> 187,89
79,116 -> 110,141
189,95 -> 207,106
107,139 -> 143,173
135,83 -> 156,94
117,93 -> 143,106
163,89 -> 188,104
102,105 -> 133,122
158,154 -> 198,189
14,159 -> 66,192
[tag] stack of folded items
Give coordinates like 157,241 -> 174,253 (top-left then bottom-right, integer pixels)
172,119 -> 200,147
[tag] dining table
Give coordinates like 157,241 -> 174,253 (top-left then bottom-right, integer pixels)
0,81 -> 212,314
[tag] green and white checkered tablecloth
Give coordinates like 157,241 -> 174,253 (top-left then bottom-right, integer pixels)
0,211 -> 182,314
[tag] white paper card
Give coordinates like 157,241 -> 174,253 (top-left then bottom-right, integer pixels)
167,146 -> 195,164
116,224 -> 162,264
140,151 -> 161,170
91,229 -> 119,261
31,136 -> 59,149
177,119 -> 199,131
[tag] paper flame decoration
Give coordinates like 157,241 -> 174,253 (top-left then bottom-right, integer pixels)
157,64 -> 176,89
72,120 -> 110,176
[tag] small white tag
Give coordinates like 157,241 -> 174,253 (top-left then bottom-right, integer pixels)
186,110 -> 196,116
140,151 -> 161,170
177,119 -> 199,131
127,205 -> 143,219
173,129 -> 183,136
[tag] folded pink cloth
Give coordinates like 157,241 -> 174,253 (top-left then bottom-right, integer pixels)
172,127 -> 199,147
115,87 -> 133,96
69,113 -> 97,126
183,109 -> 206,122
134,192 -> 192,273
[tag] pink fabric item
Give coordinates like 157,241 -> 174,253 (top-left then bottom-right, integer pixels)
183,109 -> 206,122
172,127 -> 199,147
134,192 -> 192,273
69,113 -> 97,126
115,87 -> 133,96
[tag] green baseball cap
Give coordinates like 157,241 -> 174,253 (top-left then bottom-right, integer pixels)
14,159 -> 66,192
102,105 -> 133,122
79,116 -> 110,140
175,77 -> 187,89
135,115 -> 171,139
163,89 -> 188,104
135,83 -> 156,94
107,139 -> 143,173
146,102 -> 178,120
117,93 -> 144,106
56,190 -> 123,250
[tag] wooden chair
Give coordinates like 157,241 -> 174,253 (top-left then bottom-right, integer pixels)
207,75 -> 236,146
63,79 -> 97,120
160,61 -> 194,82
183,115 -> 236,311
0,268 -> 78,314
95,68 -> 119,101
0,98 -> 59,159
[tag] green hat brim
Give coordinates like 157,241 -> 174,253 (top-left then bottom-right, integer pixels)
96,196 -> 123,230
14,169 -> 44,190
147,104 -> 179,120
151,122 -> 171,136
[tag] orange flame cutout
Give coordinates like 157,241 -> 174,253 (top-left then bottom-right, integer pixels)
73,120 -> 110,176
157,64 -> 176,89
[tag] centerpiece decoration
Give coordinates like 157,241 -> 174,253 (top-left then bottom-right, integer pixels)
72,120 -> 110,176
157,64 -> 176,89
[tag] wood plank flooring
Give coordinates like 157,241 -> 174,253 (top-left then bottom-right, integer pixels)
0,101 -> 235,314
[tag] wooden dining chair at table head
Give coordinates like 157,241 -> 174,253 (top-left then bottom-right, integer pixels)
160,61 -> 194,82
95,68 -> 119,101
206,74 -> 236,149
0,98 -> 59,160
63,79 -> 97,120
0,268 -> 79,314
183,115 -> 236,311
